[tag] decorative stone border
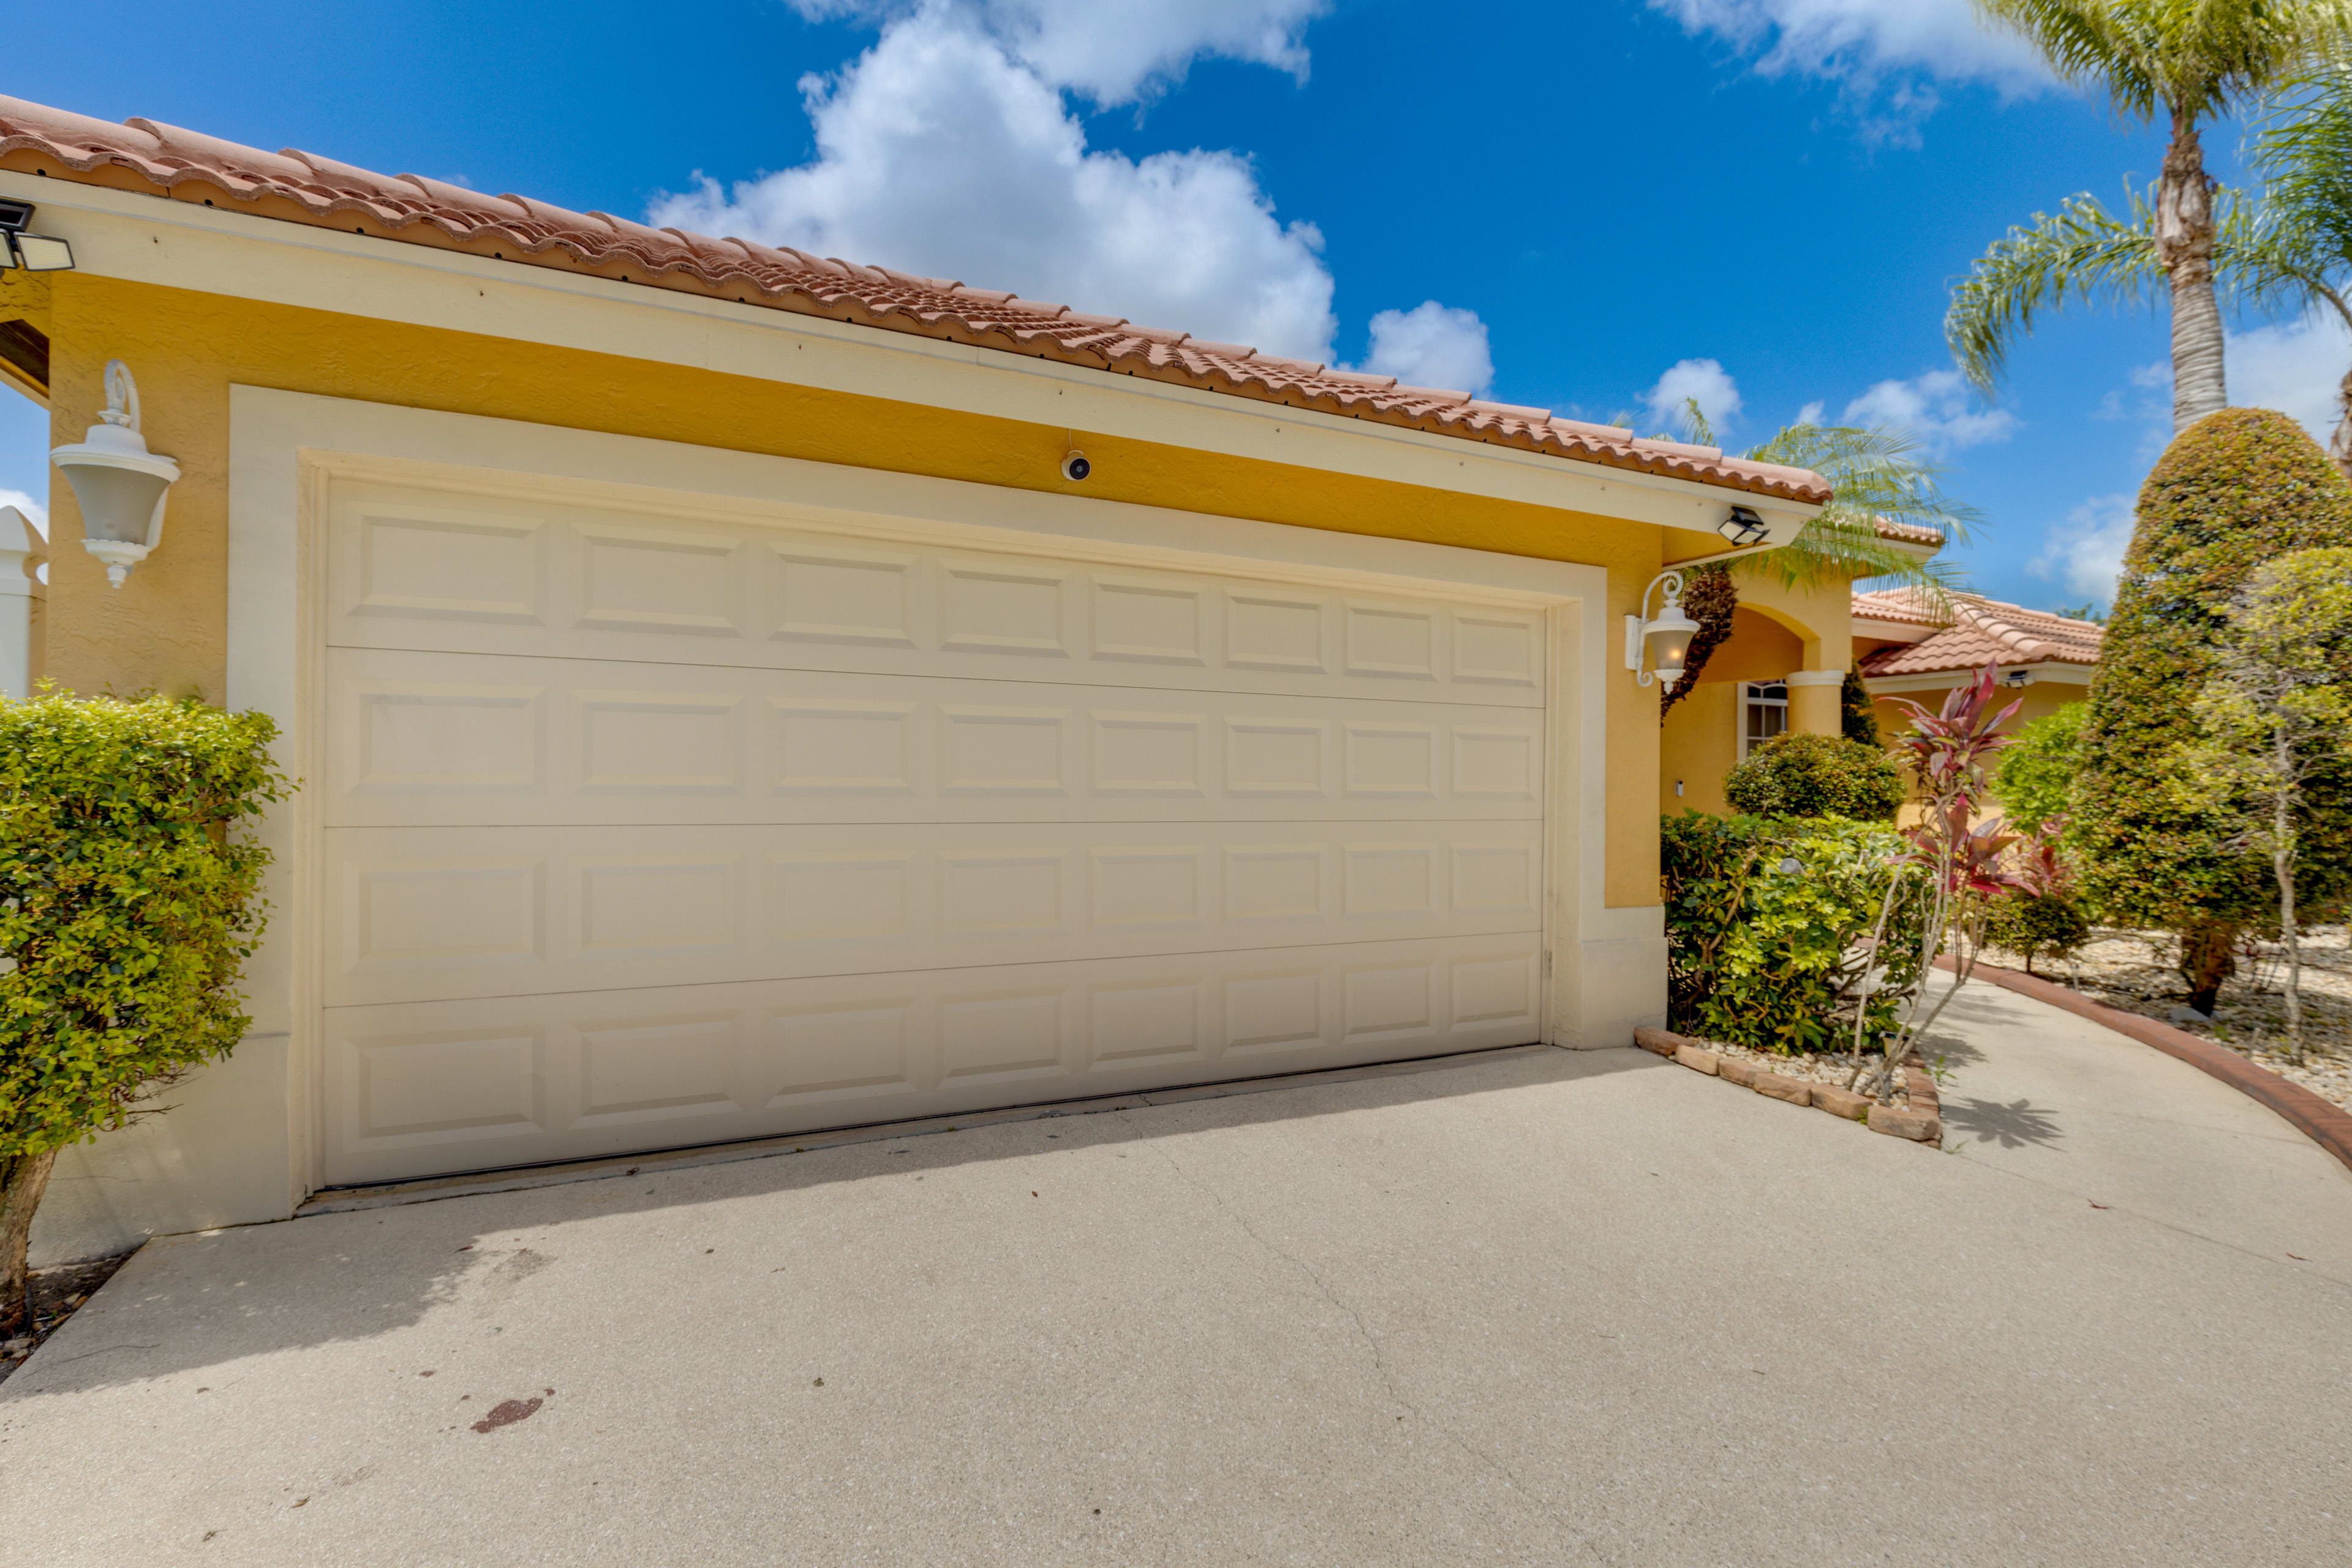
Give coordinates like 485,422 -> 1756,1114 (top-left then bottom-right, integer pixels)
1949,957 -> 2352,1178
1634,1027 -> 1942,1145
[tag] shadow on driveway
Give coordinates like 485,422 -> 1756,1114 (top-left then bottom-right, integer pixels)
1941,1094 -> 2067,1150
10,1045 -> 1660,1398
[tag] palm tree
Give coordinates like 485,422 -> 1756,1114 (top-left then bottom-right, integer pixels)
1676,402 -> 1977,601
1654,404 -> 1981,707
1953,0 -> 2352,433
2245,50 -> 2352,477
1734,423 -> 1975,603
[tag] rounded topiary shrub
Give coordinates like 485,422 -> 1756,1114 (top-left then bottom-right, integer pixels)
2073,408 -> 2352,1011
1722,732 -> 1905,821
1985,888 -> 2092,976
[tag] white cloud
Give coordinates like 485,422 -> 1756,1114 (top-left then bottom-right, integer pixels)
2110,307 -> 2350,459
0,487 -> 44,540
1348,301 -> 1493,396
1642,358 -> 1743,438
786,0 -> 1329,105
1837,369 -> 2017,454
1647,0 -> 2051,137
2030,492 -> 2134,606
653,4 -> 1338,358
2226,307 -> 2351,444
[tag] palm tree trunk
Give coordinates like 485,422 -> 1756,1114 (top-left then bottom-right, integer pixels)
2156,108 -> 2227,432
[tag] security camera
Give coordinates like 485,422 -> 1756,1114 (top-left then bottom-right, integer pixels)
1060,450 -> 1091,483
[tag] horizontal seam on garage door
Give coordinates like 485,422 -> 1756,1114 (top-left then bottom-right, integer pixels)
320,643 -> 1547,707
320,930 -> 1547,1009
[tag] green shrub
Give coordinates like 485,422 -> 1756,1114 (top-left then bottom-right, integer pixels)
1722,732 -> 1906,822
1,693 -> 287,1330
1661,812 -> 1925,1055
1992,702 -> 2085,834
2073,408 -> 2352,1011
1984,889 -> 2092,974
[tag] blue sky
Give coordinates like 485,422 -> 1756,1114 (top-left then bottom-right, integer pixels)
6,0 -> 2342,612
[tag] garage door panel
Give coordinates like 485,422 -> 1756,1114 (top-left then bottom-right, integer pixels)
326,647 -> 1542,826
323,821 -> 1542,1007
327,484 -> 1545,706
319,933 -> 1539,1185
317,474 -> 1553,1188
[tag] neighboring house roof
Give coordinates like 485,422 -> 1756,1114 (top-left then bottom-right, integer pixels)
1871,518 -> 1943,547
1853,588 -> 2103,679
0,95 -> 1834,508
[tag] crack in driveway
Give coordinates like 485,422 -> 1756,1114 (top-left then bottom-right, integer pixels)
1116,1109 -> 1608,1564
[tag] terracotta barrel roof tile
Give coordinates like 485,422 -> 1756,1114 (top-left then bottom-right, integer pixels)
0,92 -> 1833,506
1853,588 -> 2104,679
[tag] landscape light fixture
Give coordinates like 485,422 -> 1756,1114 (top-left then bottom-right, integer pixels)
0,200 -> 75,272
1717,504 -> 1769,548
51,360 -> 180,587
1624,569 -> 1701,690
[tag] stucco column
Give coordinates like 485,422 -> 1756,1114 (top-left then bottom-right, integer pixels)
0,506 -> 35,700
1784,668 -> 1844,737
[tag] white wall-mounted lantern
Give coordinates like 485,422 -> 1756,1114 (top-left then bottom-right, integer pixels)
51,360 -> 179,588
1624,569 -> 1702,690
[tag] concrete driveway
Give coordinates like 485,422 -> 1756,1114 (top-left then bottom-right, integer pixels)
3,983 -> 2347,1566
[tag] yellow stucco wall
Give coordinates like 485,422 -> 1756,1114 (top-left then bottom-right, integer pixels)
1867,679 -> 2081,744
1660,680 -> 1739,818
12,270 -> 1689,905
1654,571 -> 1855,821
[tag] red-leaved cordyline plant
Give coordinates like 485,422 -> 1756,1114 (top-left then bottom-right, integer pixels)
1849,665 -> 2029,1102
2008,816 -> 2071,899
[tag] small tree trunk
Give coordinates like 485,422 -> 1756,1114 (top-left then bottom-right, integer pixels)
2331,363 -> 2352,489
2180,921 -> 2237,1018
2275,732 -> 2302,1063
1,1149 -> 58,1338
2157,108 -> 2226,432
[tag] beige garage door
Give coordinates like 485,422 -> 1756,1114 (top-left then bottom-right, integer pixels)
317,477 -> 1550,1185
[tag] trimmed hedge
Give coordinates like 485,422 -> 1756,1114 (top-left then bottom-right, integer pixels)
1,694 -> 287,1163
1661,812 -> 1925,1055
2073,409 -> 2352,1009
1723,732 -> 1906,822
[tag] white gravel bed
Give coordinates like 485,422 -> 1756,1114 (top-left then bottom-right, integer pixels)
1985,925 -> 2352,1112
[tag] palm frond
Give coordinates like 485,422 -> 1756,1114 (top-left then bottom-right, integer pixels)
1974,0 -> 2352,124
1736,424 -> 1981,607
1945,190 -> 2165,393
2247,54 -> 2352,327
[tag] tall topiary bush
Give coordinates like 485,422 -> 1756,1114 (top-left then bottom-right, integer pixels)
1840,668 -> 1882,747
1,694 -> 287,1334
2074,409 -> 2352,1012
1723,733 -> 1906,822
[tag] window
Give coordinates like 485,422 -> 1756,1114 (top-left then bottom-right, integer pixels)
1739,681 -> 1787,761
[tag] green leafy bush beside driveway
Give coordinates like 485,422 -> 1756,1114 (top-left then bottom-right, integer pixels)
1662,812 -> 1925,1057
0,693 -> 287,1334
